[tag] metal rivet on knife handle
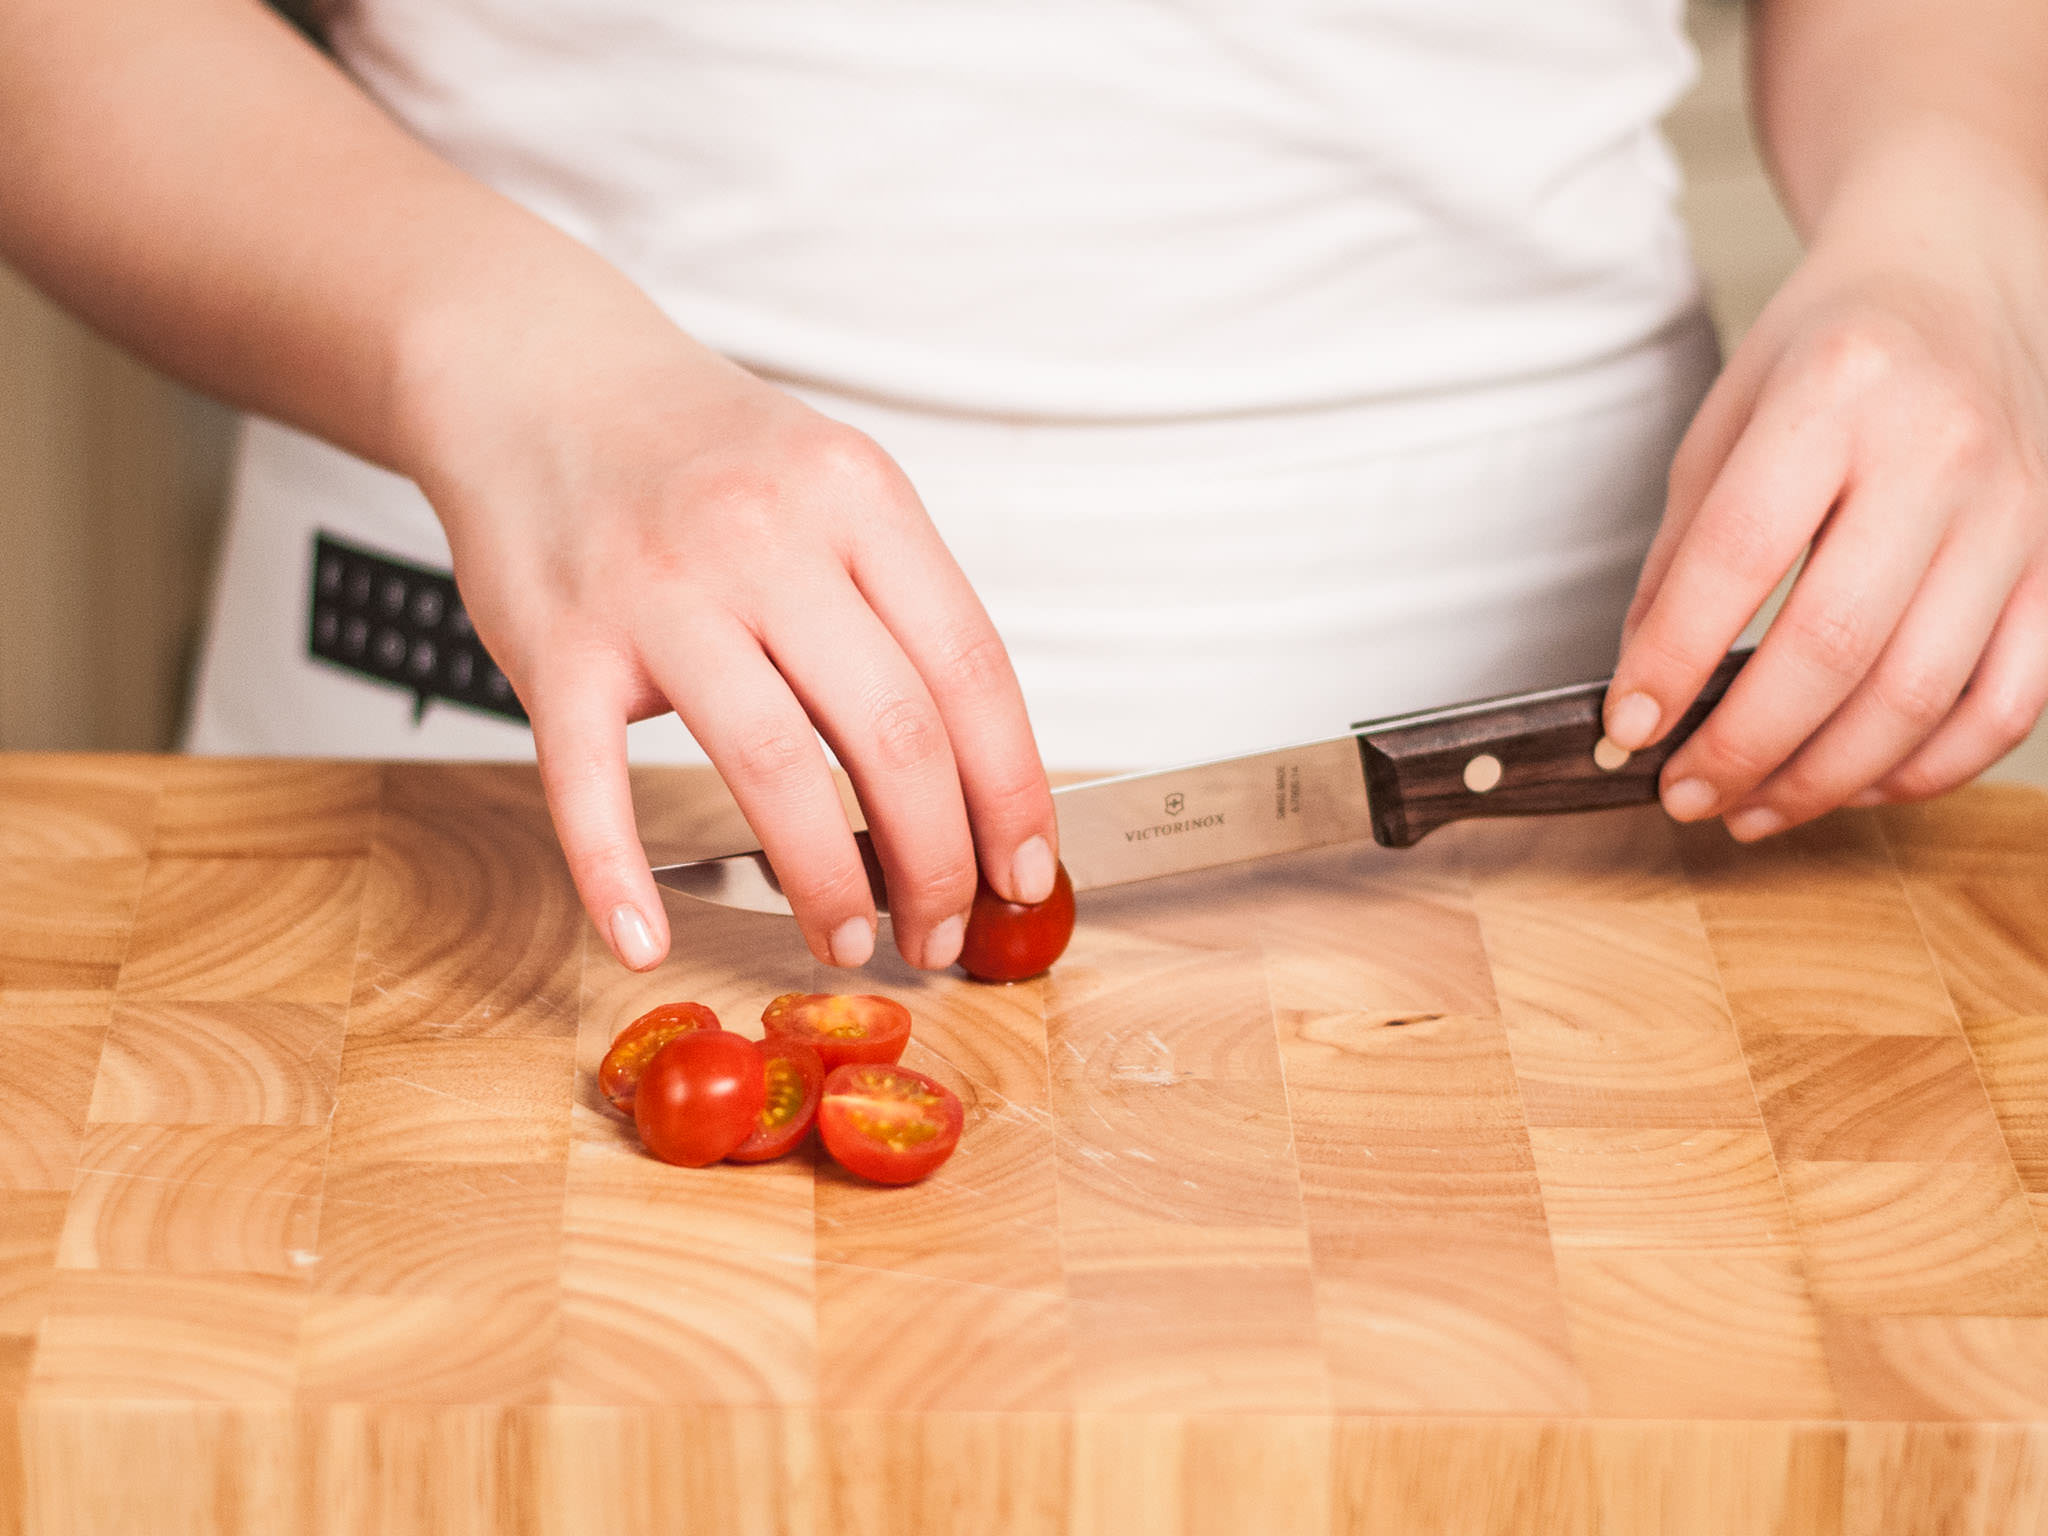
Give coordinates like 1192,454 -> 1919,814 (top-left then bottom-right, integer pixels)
1462,754 -> 1503,793
1593,737 -> 1631,772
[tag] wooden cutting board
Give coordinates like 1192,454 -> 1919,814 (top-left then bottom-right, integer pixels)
0,753 -> 2044,1535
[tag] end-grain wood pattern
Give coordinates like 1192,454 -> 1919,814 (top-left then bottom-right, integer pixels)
0,755 -> 2045,1533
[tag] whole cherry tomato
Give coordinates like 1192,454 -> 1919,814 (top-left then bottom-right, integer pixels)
817,1062 -> 964,1185
760,993 -> 911,1073
727,1036 -> 825,1163
599,1001 -> 722,1113
958,860 -> 1073,982
634,1030 -> 767,1167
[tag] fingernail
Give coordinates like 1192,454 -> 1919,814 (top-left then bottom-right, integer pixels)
1606,692 -> 1661,751
922,914 -> 965,971
1847,788 -> 1886,808
828,915 -> 875,968
1725,806 -> 1787,842
1012,835 -> 1055,905
1663,777 -> 1718,821
608,903 -> 661,970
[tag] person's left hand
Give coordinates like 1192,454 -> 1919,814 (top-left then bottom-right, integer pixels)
1603,129 -> 2048,839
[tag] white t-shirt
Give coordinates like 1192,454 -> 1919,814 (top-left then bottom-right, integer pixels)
189,0 -> 1718,769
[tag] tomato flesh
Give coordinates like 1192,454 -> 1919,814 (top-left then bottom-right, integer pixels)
817,1062 -> 963,1185
959,861 -> 1074,983
599,1001 -> 722,1114
727,1037 -> 824,1163
634,1030 -> 767,1167
760,993 -> 912,1073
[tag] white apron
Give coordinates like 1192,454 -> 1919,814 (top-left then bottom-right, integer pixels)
188,0 -> 1719,771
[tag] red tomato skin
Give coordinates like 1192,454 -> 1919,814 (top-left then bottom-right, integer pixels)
633,1031 -> 767,1168
727,1037 -> 825,1163
817,1062 -> 964,1186
759,993 -> 912,1074
958,861 -> 1074,983
599,1001 -> 721,1114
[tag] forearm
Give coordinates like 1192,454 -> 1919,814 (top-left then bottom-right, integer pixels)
1749,0 -> 2048,235
0,0 -> 653,478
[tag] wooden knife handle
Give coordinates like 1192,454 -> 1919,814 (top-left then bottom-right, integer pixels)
1352,649 -> 1753,848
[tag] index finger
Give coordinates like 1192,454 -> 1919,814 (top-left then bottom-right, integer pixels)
848,470 -> 1059,907
1604,372 -> 1854,757
528,660 -> 671,971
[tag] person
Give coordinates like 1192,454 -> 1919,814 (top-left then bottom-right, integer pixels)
3,0 -> 2043,980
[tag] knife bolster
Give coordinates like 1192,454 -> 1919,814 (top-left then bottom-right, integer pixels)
1354,651 -> 1751,847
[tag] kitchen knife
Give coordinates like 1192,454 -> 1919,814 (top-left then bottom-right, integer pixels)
652,649 -> 1751,916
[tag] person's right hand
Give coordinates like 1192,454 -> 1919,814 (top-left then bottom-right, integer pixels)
396,269 -> 1059,975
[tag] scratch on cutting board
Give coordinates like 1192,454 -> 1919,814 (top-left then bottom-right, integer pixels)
1110,1064 -> 1182,1085
983,1099 -> 1056,1132
385,1075 -> 502,1112
1107,1029 -> 1191,1085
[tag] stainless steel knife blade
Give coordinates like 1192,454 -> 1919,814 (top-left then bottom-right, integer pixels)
651,733 -> 1374,917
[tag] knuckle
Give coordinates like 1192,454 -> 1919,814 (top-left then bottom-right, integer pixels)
1872,661 -> 1957,731
1882,766 -> 1941,802
868,692 -> 947,772
1689,722 -> 1774,786
1760,758 -> 1827,810
1981,686 -> 2042,753
578,845 -> 649,900
1923,390 -> 1994,471
976,766 -> 1050,830
729,720 -> 815,787
808,425 -> 905,503
1809,322 -> 1903,402
793,858 -> 875,918
1783,602 -> 1875,681
933,622 -> 1016,698
1626,624 -> 1704,695
668,467 -> 793,572
898,853 -> 978,915
631,527 -> 694,587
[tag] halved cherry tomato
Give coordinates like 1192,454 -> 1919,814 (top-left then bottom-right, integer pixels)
634,1030 -> 766,1167
817,1062 -> 964,1185
760,993 -> 912,1074
599,1000 -> 722,1114
958,860 -> 1074,983
727,1037 -> 825,1163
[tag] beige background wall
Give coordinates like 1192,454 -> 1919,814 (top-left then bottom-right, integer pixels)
2,1 -> 2044,783
0,275 -> 232,751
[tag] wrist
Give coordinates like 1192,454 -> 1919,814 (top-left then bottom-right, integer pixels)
381,215 -> 678,500
1802,115 -> 2048,270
